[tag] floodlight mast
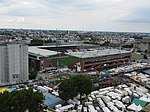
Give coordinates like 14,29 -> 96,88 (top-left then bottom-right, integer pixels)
56,28 -> 59,75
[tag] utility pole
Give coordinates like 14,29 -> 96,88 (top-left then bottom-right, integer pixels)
56,28 -> 59,74
56,28 -> 61,79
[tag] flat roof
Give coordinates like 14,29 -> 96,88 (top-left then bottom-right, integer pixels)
66,49 -> 131,58
29,47 -> 58,57
37,44 -> 97,48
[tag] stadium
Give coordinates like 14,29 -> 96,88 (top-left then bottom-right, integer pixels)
28,44 -> 131,72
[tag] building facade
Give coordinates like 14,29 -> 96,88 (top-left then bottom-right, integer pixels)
134,37 -> 150,52
0,42 -> 28,84
67,49 -> 131,72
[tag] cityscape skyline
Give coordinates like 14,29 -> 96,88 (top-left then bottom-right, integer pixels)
0,1 -> 150,110
0,0 -> 150,32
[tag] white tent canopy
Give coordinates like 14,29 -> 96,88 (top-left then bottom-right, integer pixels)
58,104 -> 74,111
140,96 -> 150,102
127,103 -> 142,111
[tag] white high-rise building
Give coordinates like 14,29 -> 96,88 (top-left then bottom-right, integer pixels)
0,42 -> 28,84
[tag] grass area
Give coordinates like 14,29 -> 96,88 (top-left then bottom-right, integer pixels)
63,56 -> 79,66
51,56 -> 79,67
131,53 -> 143,60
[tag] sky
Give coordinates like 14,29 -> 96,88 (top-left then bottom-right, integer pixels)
0,0 -> 150,32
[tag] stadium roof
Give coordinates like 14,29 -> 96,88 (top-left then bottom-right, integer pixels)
29,47 -> 58,57
66,49 -> 131,58
37,43 -> 97,48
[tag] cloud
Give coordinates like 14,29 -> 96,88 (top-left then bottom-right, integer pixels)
0,0 -> 150,32
116,8 -> 150,23
17,17 -> 25,23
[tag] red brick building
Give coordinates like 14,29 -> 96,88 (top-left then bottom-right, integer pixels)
67,49 -> 131,72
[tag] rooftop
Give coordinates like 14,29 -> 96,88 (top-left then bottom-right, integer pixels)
29,47 -> 58,57
66,49 -> 131,58
37,44 -> 97,48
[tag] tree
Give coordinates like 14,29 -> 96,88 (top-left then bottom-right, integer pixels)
45,39 -> 53,43
58,75 -> 93,101
29,39 -> 43,46
72,75 -> 93,98
0,88 -> 44,112
58,79 -> 77,101
29,70 -> 37,80
143,54 -> 148,59
25,88 -> 44,112
144,50 -> 148,53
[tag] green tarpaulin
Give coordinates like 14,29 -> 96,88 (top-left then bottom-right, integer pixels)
132,98 -> 148,107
